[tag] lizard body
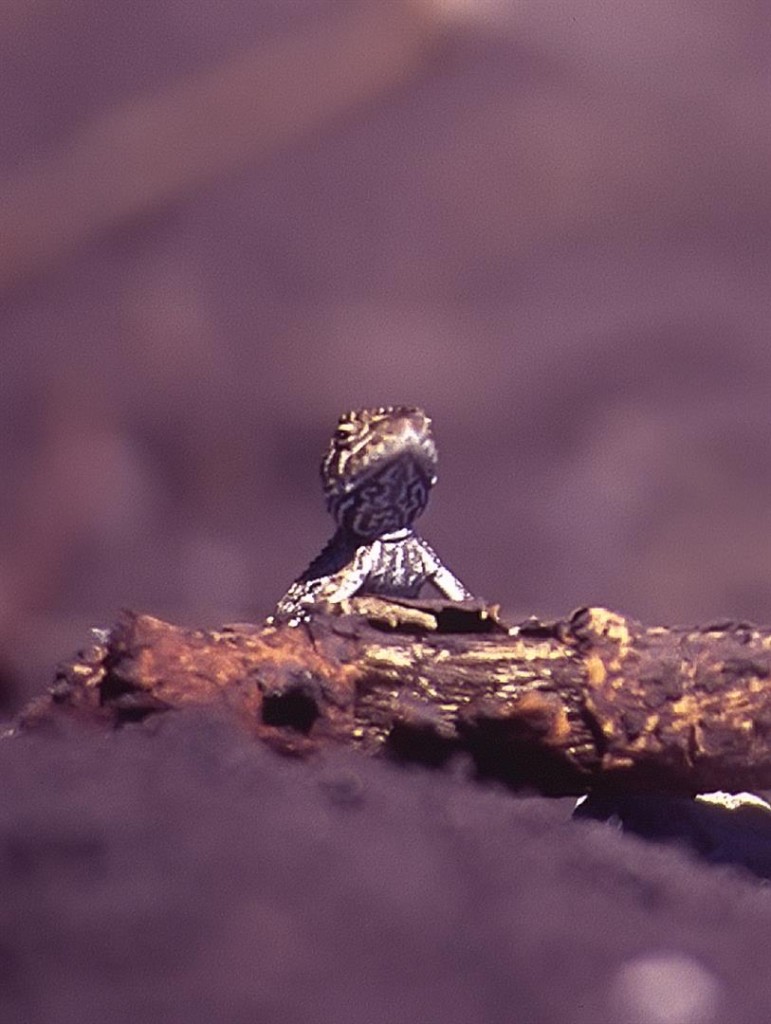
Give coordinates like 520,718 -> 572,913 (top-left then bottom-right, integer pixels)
270,406 -> 472,625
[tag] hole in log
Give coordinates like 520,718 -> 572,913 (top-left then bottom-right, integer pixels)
262,688 -> 320,734
99,670 -> 131,706
385,722 -> 459,768
431,605 -> 502,634
457,716 -> 591,795
99,670 -> 169,724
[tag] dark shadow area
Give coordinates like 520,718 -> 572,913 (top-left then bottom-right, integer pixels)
261,685 -> 321,734
575,790 -> 771,882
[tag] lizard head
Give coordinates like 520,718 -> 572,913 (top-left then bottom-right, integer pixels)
321,406 -> 438,539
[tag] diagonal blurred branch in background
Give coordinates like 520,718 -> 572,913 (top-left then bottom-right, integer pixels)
0,0 -> 450,291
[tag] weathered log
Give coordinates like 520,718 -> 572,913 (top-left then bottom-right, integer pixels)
15,599 -> 771,796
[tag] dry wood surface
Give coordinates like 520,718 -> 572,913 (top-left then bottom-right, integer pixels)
16,598 -> 771,797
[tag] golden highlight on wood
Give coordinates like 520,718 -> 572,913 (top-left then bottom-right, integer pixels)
17,599 -> 771,797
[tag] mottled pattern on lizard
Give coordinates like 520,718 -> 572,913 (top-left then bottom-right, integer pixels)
270,406 -> 473,625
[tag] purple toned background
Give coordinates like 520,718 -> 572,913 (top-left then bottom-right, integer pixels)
2,4 -> 771,1020
3,0 -> 771,709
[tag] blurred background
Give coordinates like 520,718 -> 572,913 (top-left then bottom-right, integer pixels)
2,0 -> 771,713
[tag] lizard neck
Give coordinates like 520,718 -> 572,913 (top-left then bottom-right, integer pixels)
296,525 -> 414,584
375,528 -> 414,543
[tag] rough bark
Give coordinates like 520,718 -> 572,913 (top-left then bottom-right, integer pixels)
15,599 -> 771,796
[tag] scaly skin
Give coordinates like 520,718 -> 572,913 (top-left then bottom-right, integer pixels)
270,406 -> 472,625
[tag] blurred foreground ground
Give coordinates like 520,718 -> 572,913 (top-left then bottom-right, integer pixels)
4,712 -> 771,1024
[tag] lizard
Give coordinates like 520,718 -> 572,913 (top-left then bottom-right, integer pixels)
269,405 -> 473,625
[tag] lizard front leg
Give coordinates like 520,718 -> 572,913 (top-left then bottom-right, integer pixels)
269,543 -> 376,626
415,537 -> 474,601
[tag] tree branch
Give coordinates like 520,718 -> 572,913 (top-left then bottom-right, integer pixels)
18,599 -> 771,796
